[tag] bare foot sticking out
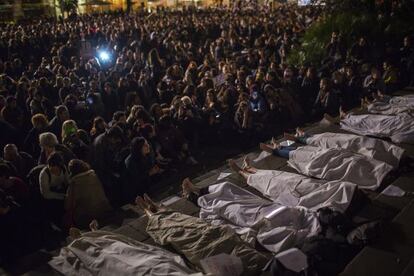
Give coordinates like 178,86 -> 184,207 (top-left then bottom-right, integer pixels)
182,178 -> 200,198
135,196 -> 154,217
228,159 -> 242,173
144,193 -> 162,213
69,227 -> 82,239
89,220 -> 99,231
259,143 -> 274,153
242,156 -> 257,174
339,106 -> 347,119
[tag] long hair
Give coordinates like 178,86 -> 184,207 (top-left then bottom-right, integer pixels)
147,48 -> 161,67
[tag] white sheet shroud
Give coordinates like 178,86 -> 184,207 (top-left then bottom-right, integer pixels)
49,231 -> 197,276
367,94 -> 414,115
287,146 -> 393,190
340,113 -> 414,144
305,132 -> 404,168
390,94 -> 414,106
367,101 -> 413,115
246,169 -> 356,213
198,182 -> 321,254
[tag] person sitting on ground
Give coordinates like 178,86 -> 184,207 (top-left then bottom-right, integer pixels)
49,105 -> 70,140
23,113 -> 49,158
61,120 -> 89,161
38,132 -> 75,165
39,152 -> 69,228
90,116 -> 107,141
312,78 -> 339,119
3,144 -> 35,180
65,159 -> 112,229
0,164 -> 29,205
90,126 -> 126,198
123,137 -> 164,203
156,115 -> 197,165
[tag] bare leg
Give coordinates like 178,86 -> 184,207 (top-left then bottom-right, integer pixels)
323,113 -> 339,124
69,227 -> 82,239
242,156 -> 257,173
144,194 -> 165,213
135,196 -> 154,217
228,159 -> 250,180
182,178 -> 200,198
259,143 -> 274,153
339,106 -> 347,119
284,132 -> 298,142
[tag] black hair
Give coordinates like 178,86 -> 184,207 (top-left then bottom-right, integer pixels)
47,152 -> 64,168
0,164 -> 11,178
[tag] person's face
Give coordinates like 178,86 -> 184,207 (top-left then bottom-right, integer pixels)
141,140 -> 150,156
404,37 -> 410,47
60,110 -> 70,121
108,137 -> 122,148
320,80 -> 327,90
3,148 -> 17,161
265,73 -> 273,82
48,165 -> 61,176
97,121 -> 105,130
9,100 -> 17,108
118,115 -> 127,124
104,85 -> 111,93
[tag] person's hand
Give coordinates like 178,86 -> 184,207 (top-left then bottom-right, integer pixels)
149,165 -> 161,176
186,109 -> 193,117
178,106 -> 185,117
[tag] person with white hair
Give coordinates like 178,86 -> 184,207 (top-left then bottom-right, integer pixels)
38,132 -> 75,165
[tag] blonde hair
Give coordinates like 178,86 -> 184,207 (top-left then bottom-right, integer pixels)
61,120 -> 78,143
31,113 -> 49,129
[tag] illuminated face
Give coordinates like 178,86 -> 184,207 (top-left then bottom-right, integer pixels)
142,140 -> 151,156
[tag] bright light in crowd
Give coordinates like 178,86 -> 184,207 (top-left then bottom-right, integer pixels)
98,50 -> 111,62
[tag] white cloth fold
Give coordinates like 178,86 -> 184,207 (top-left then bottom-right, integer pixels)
198,182 -> 321,254
287,146 -> 393,190
340,113 -> 414,144
305,132 -> 404,168
49,231 -> 196,276
247,169 -> 356,212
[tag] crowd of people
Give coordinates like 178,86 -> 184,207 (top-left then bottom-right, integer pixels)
0,1 -> 413,267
